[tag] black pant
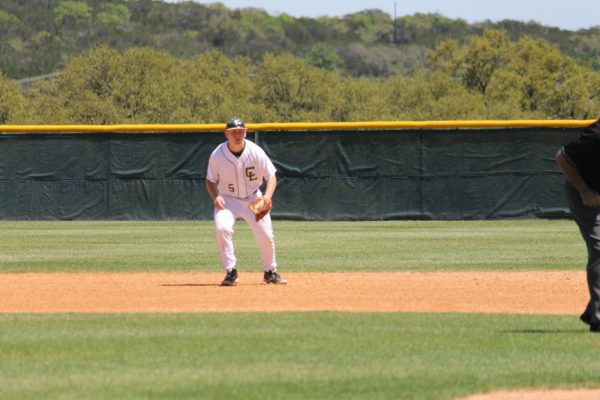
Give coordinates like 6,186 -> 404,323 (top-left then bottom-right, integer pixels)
566,182 -> 600,325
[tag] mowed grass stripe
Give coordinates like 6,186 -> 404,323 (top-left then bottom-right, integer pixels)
0,220 -> 584,272
0,312 -> 597,400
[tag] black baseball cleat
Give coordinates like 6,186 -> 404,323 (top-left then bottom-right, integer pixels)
221,269 -> 238,286
580,313 -> 592,325
579,314 -> 600,332
264,270 -> 287,285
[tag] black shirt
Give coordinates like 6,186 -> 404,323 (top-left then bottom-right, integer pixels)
562,118 -> 600,192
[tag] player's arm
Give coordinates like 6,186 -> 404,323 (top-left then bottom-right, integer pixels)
262,175 -> 277,202
205,179 -> 225,210
249,175 -> 276,221
556,149 -> 600,207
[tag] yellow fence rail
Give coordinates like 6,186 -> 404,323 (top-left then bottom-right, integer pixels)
0,119 -> 595,133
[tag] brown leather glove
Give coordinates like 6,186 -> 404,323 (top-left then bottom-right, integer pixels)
248,197 -> 273,221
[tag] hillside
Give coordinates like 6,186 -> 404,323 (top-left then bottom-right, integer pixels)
1,0 -> 599,80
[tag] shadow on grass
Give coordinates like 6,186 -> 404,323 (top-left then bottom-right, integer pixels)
502,329 -> 588,334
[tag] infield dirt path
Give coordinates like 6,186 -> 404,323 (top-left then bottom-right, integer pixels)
0,270 -> 588,314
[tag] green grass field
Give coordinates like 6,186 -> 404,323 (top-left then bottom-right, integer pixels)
0,219 -> 596,400
0,219 -> 585,272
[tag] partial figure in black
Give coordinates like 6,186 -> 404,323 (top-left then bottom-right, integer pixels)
556,118 -> 600,332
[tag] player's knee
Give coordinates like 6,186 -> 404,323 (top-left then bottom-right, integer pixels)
257,233 -> 275,247
216,224 -> 233,235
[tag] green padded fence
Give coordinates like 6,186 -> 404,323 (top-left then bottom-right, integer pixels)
0,121 -> 590,220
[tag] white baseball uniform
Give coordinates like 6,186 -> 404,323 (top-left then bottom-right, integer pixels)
206,139 -> 278,272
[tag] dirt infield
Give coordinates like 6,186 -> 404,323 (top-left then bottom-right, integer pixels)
0,270 -> 588,313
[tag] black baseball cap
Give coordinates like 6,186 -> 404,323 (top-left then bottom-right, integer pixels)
226,117 -> 245,129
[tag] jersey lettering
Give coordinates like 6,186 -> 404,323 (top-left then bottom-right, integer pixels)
228,183 -> 235,192
245,167 -> 257,182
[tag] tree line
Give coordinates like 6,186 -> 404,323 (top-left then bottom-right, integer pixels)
1,28 -> 599,124
1,0 -> 599,80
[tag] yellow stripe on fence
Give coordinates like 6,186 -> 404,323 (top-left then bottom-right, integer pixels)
0,120 -> 595,133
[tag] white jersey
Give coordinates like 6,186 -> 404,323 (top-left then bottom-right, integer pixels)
207,139 -> 277,199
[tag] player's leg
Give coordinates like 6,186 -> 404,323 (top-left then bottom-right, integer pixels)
242,211 -> 287,284
243,211 -> 276,269
214,208 -> 237,271
566,183 -> 600,329
582,213 -> 600,330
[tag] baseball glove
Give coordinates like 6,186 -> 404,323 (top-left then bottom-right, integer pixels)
248,197 -> 272,221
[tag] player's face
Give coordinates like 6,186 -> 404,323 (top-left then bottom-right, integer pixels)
225,128 -> 247,150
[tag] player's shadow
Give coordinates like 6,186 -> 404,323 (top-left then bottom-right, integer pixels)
161,283 -> 221,287
160,283 -> 264,287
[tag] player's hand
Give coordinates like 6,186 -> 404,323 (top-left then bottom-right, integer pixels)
214,196 -> 226,210
581,190 -> 600,207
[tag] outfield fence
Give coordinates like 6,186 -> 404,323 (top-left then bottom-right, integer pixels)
0,120 -> 593,220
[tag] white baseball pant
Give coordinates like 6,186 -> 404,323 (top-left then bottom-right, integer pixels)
213,193 -> 277,272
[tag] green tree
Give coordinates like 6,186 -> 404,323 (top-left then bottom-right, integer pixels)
28,46 -> 124,124
0,9 -> 21,36
182,50 -> 259,123
539,65 -> 600,119
19,33 -> 600,124
509,36 -> 600,118
333,77 -> 390,121
344,10 -> 392,44
254,53 -> 341,121
26,31 -> 64,76
455,29 -> 514,95
200,4 -> 243,51
306,43 -> 343,71
385,70 -> 486,120
97,3 -> 131,31
0,73 -> 28,123
427,28 -> 600,119
338,43 -> 404,77
481,68 -> 535,119
110,47 -> 185,123
28,47 -> 259,124
53,1 -> 92,32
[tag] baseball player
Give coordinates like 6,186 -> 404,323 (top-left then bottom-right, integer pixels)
205,117 -> 287,286
556,118 -> 600,332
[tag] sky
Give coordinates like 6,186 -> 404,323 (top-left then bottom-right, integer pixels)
169,0 -> 600,31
